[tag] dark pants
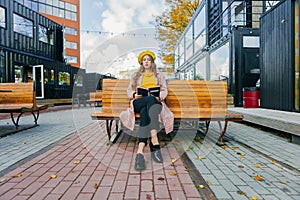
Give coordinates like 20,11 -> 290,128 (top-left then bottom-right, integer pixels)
133,96 -> 162,144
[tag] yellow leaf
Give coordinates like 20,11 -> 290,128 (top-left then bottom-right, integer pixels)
22,142 -> 27,144
261,168 -> 265,170
231,146 -> 238,150
280,181 -> 287,184
81,146 -> 86,149
271,160 -> 276,164
240,153 -> 246,156
206,180 -> 212,185
220,145 -> 227,149
251,196 -> 258,200
198,184 -> 205,189
73,161 -> 80,164
278,165 -> 283,169
240,157 -> 245,161
195,156 -> 203,160
254,175 -> 264,181
168,171 -> 177,176
93,183 -> 99,189
12,173 -> 22,178
253,164 -> 260,168
50,175 -> 57,179
194,136 -> 201,142
171,158 -> 177,163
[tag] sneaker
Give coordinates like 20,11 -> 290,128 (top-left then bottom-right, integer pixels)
135,153 -> 146,170
150,143 -> 163,163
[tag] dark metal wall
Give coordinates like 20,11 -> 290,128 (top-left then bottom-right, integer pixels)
260,0 -> 294,111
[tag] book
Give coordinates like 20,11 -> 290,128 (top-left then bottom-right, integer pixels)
137,86 -> 160,97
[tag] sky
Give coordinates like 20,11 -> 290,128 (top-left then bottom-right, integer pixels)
80,0 -> 167,77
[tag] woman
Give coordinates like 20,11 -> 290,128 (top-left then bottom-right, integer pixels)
119,50 -> 174,170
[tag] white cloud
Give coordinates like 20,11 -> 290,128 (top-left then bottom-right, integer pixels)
81,0 -> 167,74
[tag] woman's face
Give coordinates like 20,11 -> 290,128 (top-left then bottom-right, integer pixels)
142,55 -> 153,70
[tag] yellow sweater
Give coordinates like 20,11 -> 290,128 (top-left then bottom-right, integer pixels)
141,72 -> 156,88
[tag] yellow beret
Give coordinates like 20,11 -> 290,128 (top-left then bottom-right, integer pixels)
138,50 -> 156,64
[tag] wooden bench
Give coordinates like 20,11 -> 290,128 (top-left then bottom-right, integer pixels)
91,79 -> 243,144
87,90 -> 102,107
0,82 -> 48,129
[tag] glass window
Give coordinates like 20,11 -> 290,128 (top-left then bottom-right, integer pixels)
0,7 -> 5,28
45,5 -> 53,15
13,14 -> 33,37
38,25 -> 47,43
74,74 -> 83,87
44,69 -> 54,84
58,8 -> 64,18
46,0 -> 53,4
66,56 -> 77,63
65,41 -> 77,49
195,58 -> 206,80
65,27 -> 77,35
210,42 -> 229,80
14,65 -> 22,83
52,0 -> 59,7
39,3 -> 46,13
53,7 -> 59,17
65,10 -> 71,20
70,12 -> 77,21
185,25 -> 193,50
31,2 -> 38,11
58,72 -> 70,86
194,7 -> 206,38
59,1 -> 65,9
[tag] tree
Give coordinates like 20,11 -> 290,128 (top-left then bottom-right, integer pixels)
154,0 -> 201,69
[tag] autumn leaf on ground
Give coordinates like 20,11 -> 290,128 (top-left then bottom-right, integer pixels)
158,177 -> 165,181
185,145 -> 193,151
280,181 -> 287,184
194,136 -> 201,142
237,190 -> 246,195
254,175 -> 264,181
73,161 -> 80,164
206,180 -> 212,185
271,160 -> 276,164
198,184 -> 205,189
50,175 -> 57,179
220,145 -> 227,149
240,157 -> 245,161
278,165 -> 283,169
12,147 -> 19,150
22,142 -> 27,144
253,164 -> 260,168
168,171 -> 177,176
12,173 -> 22,178
195,156 -> 203,160
251,196 -> 258,200
81,146 -> 86,149
93,183 -> 99,189
231,146 -> 238,150
0,178 -> 5,183
240,153 -> 246,156
171,158 -> 177,164
238,165 -> 244,168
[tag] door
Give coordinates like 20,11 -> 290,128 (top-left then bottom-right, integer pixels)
33,65 -> 44,99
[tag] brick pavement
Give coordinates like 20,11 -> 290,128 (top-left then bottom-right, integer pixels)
0,121 -> 202,200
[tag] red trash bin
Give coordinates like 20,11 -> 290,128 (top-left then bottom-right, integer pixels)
243,87 -> 260,108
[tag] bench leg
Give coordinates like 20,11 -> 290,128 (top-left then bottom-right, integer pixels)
10,112 -> 23,129
106,120 -> 113,139
217,121 -> 229,145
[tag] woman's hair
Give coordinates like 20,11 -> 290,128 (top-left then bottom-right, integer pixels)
131,54 -> 158,90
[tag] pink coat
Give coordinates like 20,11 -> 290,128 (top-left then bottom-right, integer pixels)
119,72 -> 174,134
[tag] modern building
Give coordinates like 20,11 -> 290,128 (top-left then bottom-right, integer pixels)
0,0 -> 81,99
14,0 -> 80,68
174,0 -> 300,112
